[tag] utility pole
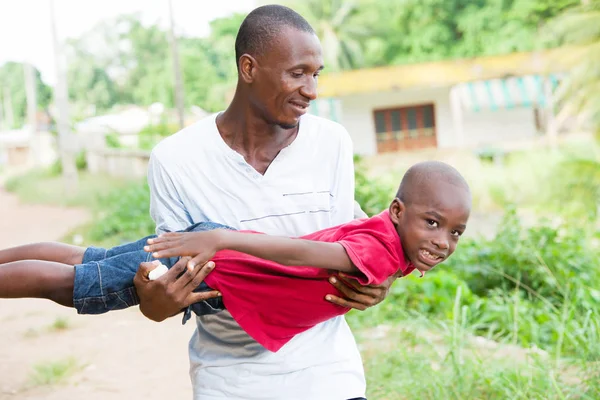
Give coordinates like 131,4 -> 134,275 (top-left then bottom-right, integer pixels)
167,0 -> 186,130
0,89 -> 4,130
3,86 -> 14,129
49,0 -> 78,190
24,62 -> 40,165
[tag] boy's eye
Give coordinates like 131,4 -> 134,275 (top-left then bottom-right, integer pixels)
426,219 -> 438,227
451,230 -> 462,238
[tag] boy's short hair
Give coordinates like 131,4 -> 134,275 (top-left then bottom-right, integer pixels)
396,161 -> 470,205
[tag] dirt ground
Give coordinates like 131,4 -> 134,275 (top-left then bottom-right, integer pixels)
0,187 -> 196,400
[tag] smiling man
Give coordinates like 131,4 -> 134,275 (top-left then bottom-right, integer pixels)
132,5 -> 396,400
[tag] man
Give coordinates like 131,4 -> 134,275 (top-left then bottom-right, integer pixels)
133,5 -> 396,399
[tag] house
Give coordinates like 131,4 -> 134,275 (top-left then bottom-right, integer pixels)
312,48 -> 577,155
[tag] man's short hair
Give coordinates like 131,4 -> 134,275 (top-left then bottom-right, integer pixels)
234,5 -> 315,68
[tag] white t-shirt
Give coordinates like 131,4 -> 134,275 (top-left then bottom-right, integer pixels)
147,113 -> 366,400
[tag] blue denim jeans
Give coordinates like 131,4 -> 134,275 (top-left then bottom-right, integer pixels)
73,221 -> 232,323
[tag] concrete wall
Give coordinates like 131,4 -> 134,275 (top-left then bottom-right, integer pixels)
0,130 -> 58,168
337,88 -> 540,155
86,148 -> 150,178
337,87 -> 455,155
461,107 -> 539,148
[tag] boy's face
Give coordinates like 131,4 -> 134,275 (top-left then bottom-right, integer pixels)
390,181 -> 471,274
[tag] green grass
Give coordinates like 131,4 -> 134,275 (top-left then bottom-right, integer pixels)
4,169 -> 134,209
356,318 -> 599,399
49,317 -> 71,332
27,357 -> 81,387
23,317 -> 74,339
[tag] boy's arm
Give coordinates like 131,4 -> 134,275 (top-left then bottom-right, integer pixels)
146,229 -> 359,274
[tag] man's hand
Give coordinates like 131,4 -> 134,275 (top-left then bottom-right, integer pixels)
133,256 -> 220,322
325,271 -> 400,311
145,231 -> 222,271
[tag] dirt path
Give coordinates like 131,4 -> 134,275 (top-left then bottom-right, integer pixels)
0,187 -> 195,400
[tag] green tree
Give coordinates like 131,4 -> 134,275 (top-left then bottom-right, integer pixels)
0,62 -> 52,129
272,0 -> 379,71
541,1 -> 600,220
544,0 -> 600,133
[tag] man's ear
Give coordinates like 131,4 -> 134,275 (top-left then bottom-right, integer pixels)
239,54 -> 258,83
388,198 -> 405,224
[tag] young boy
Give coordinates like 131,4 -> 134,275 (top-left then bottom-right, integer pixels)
0,161 -> 471,352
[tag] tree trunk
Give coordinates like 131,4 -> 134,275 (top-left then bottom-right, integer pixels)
168,0 -> 186,130
0,93 -> 3,130
24,63 -> 40,165
49,0 -> 78,191
3,86 -> 14,129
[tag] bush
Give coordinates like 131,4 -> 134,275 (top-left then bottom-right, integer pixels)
105,133 -> 121,149
138,122 -> 181,150
87,181 -> 155,243
447,207 -> 600,309
354,155 -> 394,216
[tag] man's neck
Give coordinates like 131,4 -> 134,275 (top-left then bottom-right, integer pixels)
217,99 -> 299,175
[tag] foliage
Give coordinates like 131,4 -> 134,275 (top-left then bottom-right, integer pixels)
0,62 -> 53,129
274,0 -> 381,71
27,357 -> 81,387
353,155 -> 394,216
543,0 -> 600,134
105,132 -> 122,149
549,155 -> 600,219
86,180 -> 155,243
137,121 -> 181,150
1,0 -> 584,127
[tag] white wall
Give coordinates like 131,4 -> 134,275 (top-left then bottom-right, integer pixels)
337,87 -> 455,155
338,88 -> 540,154
461,107 -> 538,148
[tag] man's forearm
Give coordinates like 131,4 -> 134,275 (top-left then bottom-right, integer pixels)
216,230 -> 358,274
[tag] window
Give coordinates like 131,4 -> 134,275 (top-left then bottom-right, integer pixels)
373,104 -> 436,153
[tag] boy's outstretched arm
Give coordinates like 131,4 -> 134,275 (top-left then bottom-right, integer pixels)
145,230 -> 359,274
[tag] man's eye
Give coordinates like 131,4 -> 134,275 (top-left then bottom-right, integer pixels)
291,72 -> 303,78
426,219 -> 438,227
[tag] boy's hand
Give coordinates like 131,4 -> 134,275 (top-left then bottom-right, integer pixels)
325,272 -> 398,311
144,230 -> 223,271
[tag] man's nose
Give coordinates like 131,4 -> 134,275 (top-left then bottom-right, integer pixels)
300,77 -> 317,101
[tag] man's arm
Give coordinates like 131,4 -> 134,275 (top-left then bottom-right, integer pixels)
134,152 -> 218,322
146,229 -> 359,274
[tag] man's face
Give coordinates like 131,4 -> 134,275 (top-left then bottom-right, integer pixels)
391,182 -> 471,274
250,27 -> 324,129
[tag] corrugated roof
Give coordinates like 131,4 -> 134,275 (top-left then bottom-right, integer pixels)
318,47 -> 581,97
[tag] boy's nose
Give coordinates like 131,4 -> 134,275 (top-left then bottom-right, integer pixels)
432,236 -> 449,250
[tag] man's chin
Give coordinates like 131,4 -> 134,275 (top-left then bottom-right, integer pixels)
277,121 -> 299,130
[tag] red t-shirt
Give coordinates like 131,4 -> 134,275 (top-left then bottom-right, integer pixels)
204,210 -> 414,352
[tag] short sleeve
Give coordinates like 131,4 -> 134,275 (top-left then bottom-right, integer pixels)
337,232 -> 400,286
147,152 -> 193,234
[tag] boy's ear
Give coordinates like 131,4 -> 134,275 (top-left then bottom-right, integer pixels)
389,198 -> 405,224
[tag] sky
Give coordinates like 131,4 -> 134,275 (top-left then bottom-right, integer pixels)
0,0 -> 257,86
